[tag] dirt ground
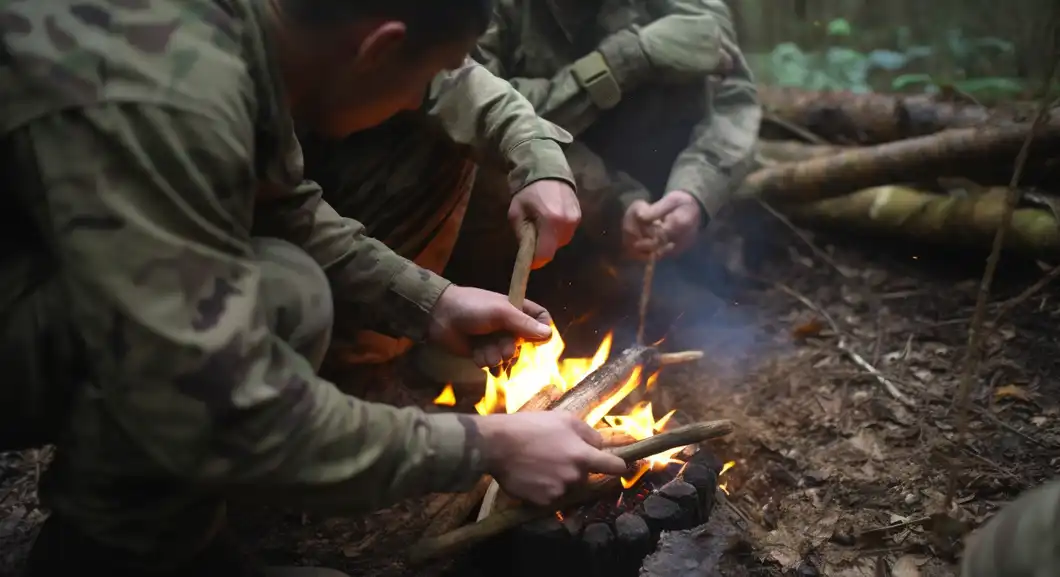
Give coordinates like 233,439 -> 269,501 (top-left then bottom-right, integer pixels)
2,205 -> 1059,577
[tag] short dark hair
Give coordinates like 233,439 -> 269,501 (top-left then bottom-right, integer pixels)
280,0 -> 494,50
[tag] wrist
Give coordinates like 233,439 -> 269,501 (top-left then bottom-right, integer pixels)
473,414 -> 506,471
596,29 -> 651,91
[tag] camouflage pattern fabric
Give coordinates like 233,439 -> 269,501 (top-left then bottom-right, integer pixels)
961,478 -> 1060,577
473,0 -> 762,236
302,58 -> 575,364
0,0 -> 487,568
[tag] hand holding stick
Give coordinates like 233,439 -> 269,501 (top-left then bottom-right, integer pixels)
409,420 -> 735,564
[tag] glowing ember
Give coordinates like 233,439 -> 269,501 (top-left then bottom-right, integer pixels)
433,323 -> 690,489
718,460 -> 736,494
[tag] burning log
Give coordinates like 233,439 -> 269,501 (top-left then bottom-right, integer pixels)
598,427 -> 638,447
408,419 -> 734,564
738,117 -> 1060,204
430,344 -> 665,531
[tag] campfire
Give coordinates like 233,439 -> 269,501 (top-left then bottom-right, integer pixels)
433,326 -> 683,487
420,325 -> 734,576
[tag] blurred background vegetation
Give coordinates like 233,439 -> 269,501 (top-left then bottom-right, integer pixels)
727,0 -> 1058,103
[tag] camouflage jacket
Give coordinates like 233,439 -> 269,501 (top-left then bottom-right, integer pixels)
0,0 -> 486,513
428,57 -> 575,194
474,0 -> 761,218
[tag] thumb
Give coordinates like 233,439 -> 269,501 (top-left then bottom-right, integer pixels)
499,305 -> 552,341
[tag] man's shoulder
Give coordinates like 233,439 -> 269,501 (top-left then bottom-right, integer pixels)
0,0 -> 259,128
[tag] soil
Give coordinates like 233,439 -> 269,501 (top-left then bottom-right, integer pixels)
3,204 -> 1059,577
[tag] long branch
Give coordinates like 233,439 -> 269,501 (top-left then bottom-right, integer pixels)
945,29 -> 1060,508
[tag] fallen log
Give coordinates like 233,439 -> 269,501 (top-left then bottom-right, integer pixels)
408,420 -> 735,564
781,185 -> 1060,256
738,116 -> 1060,203
756,139 -> 851,164
425,345 -> 664,535
758,86 -> 1038,144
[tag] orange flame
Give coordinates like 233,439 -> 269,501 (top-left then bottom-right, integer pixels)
473,324 -> 612,415
718,460 -> 736,494
434,323 -> 684,488
433,385 -> 456,406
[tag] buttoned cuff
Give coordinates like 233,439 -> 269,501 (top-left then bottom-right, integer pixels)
382,264 -> 451,342
666,164 -> 731,223
507,138 -> 577,194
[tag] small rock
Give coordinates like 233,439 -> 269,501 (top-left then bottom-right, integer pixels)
904,492 -> 919,505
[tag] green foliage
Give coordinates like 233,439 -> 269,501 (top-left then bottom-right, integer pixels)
754,18 -> 1028,99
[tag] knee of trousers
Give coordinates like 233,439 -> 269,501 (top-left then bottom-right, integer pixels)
252,238 -> 334,370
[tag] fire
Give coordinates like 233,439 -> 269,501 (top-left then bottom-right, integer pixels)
433,324 -> 690,489
473,324 -> 612,415
432,385 -> 456,406
718,460 -> 736,494
602,397 -> 681,488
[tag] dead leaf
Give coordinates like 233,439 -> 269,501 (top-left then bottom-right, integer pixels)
850,430 -> 886,460
793,318 -> 827,340
994,384 -> 1033,402
891,555 -> 923,577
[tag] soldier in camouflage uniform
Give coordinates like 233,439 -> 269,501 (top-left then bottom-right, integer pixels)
961,478 -> 1060,577
458,0 -> 761,296
0,0 -> 629,575
301,58 -> 582,365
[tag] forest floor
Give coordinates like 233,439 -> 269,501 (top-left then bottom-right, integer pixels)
2,205 -> 1059,577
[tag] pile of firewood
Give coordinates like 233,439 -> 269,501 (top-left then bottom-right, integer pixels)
744,87 -> 1060,257
407,344 -> 734,565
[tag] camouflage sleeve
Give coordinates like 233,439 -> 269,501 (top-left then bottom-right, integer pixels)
253,143 -> 449,341
427,58 -> 576,194
662,0 -> 761,219
474,7 -> 614,138
961,478 -> 1060,577
26,104 -> 484,510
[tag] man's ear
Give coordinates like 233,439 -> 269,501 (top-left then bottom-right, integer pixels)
354,21 -> 408,68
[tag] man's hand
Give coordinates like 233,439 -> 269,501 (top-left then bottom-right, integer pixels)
622,191 -> 703,260
428,285 -> 553,368
509,180 -> 581,269
476,411 -> 629,505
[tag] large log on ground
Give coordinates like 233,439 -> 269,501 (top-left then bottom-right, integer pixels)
782,186 -> 1060,257
738,117 -> 1060,203
758,86 -> 1039,144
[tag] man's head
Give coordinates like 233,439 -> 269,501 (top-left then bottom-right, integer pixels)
270,0 -> 493,137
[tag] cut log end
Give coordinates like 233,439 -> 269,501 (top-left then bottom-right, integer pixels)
658,351 -> 704,366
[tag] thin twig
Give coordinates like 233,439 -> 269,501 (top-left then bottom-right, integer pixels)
636,221 -> 665,345
946,37 -> 1060,508
757,199 -> 851,278
770,280 -> 913,405
991,264 -> 1060,325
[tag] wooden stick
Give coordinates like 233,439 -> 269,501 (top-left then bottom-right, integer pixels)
409,420 -> 734,563
509,220 -> 537,307
659,351 -> 704,366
